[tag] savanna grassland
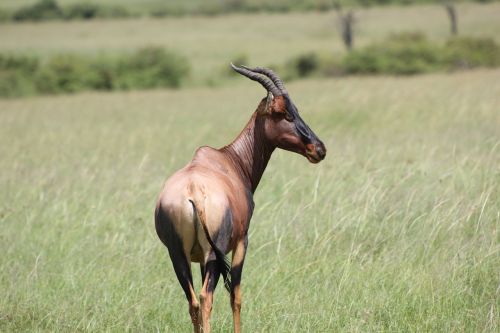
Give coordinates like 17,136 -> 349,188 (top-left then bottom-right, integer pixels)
1,2 -> 500,85
1,2 -> 499,332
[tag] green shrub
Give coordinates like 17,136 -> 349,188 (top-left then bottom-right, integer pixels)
150,8 -> 170,18
64,3 -> 99,20
63,3 -> 132,20
94,5 -> 132,19
0,47 -> 190,97
150,5 -> 192,18
0,9 -> 11,22
295,53 -> 320,77
342,50 -> 384,74
0,54 -> 39,73
342,33 -> 443,75
286,53 -> 321,79
5,0 -> 497,22
88,60 -> 116,90
115,47 -> 190,89
196,3 -> 228,16
0,55 -> 39,97
35,54 -> 93,93
286,34 -> 500,79
0,72 -> 36,97
33,48 -> 189,94
13,0 -> 62,21
11,0 -> 131,21
225,0 -> 246,11
444,37 -> 500,69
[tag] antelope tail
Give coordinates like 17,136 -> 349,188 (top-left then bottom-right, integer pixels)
189,199 -> 232,292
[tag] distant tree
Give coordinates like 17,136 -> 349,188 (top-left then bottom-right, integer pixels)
334,3 -> 356,51
444,2 -> 458,36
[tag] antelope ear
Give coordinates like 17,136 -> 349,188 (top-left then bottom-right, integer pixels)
270,95 -> 287,115
258,92 -> 274,115
265,92 -> 274,112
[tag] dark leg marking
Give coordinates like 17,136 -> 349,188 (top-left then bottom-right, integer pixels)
200,263 -> 205,283
230,237 -> 248,333
155,205 -> 200,331
202,258 -> 221,295
200,258 -> 221,332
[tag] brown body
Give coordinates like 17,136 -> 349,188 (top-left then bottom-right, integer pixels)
155,65 -> 326,333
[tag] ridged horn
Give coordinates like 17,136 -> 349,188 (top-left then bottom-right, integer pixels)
230,63 -> 282,97
241,65 -> 288,95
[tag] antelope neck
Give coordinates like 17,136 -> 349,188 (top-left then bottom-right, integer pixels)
221,112 -> 275,193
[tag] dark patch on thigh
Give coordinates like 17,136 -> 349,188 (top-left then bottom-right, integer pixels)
212,208 -> 233,254
155,204 -> 194,301
155,205 -> 181,250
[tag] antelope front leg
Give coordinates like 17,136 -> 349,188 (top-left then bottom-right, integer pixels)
231,238 -> 248,333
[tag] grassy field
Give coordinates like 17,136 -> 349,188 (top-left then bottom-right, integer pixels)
1,2 -> 500,332
1,2 -> 500,85
1,68 -> 499,331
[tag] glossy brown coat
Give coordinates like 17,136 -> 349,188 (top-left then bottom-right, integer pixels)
155,69 -> 326,333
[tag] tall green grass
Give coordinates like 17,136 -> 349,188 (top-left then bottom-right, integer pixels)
0,69 -> 498,332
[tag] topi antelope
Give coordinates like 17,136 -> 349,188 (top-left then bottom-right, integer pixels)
155,64 -> 326,333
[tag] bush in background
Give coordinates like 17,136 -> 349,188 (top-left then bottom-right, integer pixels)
63,3 -> 99,20
342,32 -> 443,75
91,5 -> 132,19
2,35 -> 499,98
115,47 -> 190,89
283,34 -> 500,79
0,47 -> 190,97
35,54 -> 94,93
294,53 -> 321,77
444,37 -> 500,69
12,0 -> 132,21
13,0 -> 62,21
285,53 -> 321,80
6,0 -> 495,22
0,54 -> 39,73
0,9 -> 10,22
0,55 -> 39,97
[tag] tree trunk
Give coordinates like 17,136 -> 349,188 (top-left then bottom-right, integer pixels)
336,6 -> 355,51
445,3 -> 458,36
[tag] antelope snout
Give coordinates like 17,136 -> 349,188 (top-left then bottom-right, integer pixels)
316,142 -> 326,160
306,141 -> 326,164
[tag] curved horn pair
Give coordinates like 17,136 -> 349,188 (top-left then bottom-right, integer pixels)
230,63 -> 287,96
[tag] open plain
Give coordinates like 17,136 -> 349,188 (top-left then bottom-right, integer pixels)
1,2 -> 499,332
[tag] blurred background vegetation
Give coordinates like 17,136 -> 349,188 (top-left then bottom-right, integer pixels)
1,0 -> 498,20
1,0 -> 499,97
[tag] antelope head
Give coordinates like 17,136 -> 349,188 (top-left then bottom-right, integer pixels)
231,63 -> 326,163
